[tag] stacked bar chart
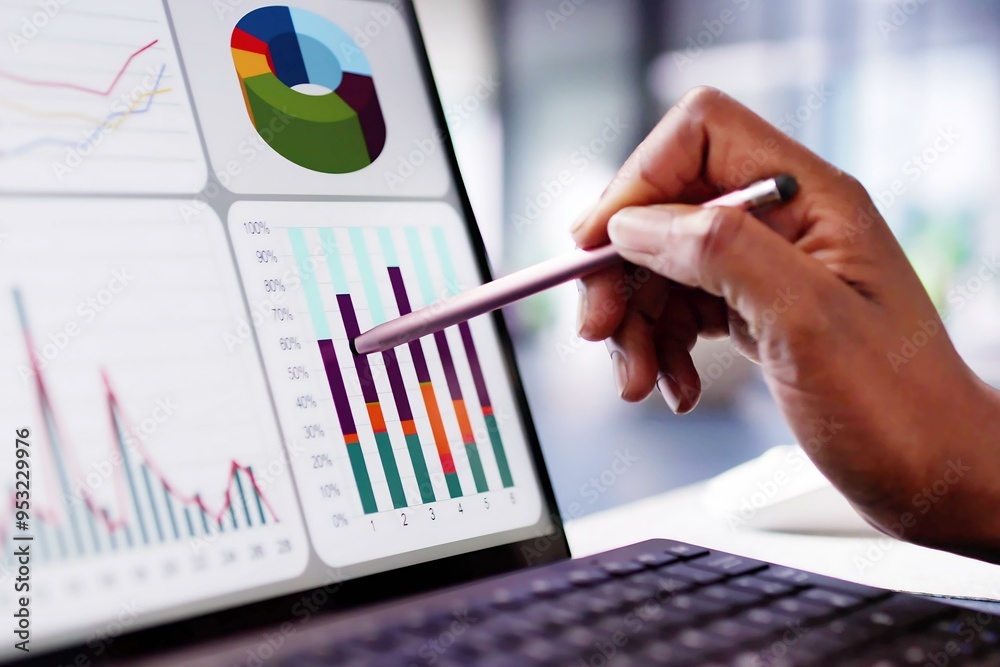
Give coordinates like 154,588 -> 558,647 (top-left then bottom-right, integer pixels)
284,225 -> 513,515
229,201 -> 543,567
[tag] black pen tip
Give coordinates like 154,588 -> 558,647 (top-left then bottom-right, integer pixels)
774,174 -> 798,201
348,337 -> 360,356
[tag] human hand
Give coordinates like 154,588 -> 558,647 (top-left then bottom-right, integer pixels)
572,87 -> 1000,561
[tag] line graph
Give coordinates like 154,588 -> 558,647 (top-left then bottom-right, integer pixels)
0,1 -> 206,193
1,290 -> 280,560
0,198 -> 306,643
4,65 -> 171,158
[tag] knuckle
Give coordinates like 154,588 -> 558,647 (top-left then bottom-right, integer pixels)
677,85 -> 726,117
696,207 -> 744,264
837,171 -> 870,201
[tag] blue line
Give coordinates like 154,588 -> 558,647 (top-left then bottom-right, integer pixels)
4,65 -> 167,158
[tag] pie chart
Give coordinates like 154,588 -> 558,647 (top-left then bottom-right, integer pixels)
231,6 -> 387,174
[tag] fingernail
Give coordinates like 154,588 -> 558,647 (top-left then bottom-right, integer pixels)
569,210 -> 589,235
576,287 -> 589,336
612,351 -> 628,398
657,375 -> 682,414
609,208 -> 666,251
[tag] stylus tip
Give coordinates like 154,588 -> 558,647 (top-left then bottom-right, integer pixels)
774,174 -> 798,201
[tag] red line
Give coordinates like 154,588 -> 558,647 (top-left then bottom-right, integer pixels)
0,39 -> 159,97
0,314 -> 281,540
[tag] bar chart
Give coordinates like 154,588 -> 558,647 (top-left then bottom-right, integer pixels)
229,201 -> 544,567
0,199 -> 307,641
8,288 -> 277,560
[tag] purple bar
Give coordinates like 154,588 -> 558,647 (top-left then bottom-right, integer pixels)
388,267 -> 432,384
337,294 -> 380,405
318,339 -> 358,435
433,331 -> 463,401
458,323 -> 492,407
382,349 -> 412,421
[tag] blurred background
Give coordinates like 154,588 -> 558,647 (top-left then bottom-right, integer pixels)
413,0 -> 1000,518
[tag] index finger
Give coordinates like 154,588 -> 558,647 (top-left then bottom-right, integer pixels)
571,86 -> 849,249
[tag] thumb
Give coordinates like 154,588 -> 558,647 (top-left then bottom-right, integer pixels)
607,204 -> 844,335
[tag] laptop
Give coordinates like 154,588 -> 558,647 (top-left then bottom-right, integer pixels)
2,1 -> 997,665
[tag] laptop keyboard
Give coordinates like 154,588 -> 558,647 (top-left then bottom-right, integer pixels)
273,540 -> 1000,667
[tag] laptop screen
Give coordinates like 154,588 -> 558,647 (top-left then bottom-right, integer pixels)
0,0 -> 560,660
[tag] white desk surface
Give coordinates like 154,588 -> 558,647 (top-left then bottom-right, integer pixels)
565,481 -> 1000,604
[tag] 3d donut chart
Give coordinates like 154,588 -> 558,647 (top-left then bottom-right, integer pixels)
231,6 -> 386,174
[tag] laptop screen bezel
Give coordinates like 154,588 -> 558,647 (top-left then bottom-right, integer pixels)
16,2 -> 569,664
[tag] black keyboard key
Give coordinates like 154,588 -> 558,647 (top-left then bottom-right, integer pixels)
690,554 -> 768,577
639,640 -> 701,666
666,593 -> 728,618
567,567 -> 612,587
705,618 -> 773,644
601,559 -> 647,577
662,563 -> 727,586
759,567 -> 889,601
729,576 -> 795,597
660,540 -> 710,559
528,577 -> 571,598
636,551 -> 681,569
675,628 -> 720,652
800,587 -> 863,610
741,607 -> 803,633
489,586 -> 534,610
696,585 -> 765,608
859,595 -> 951,630
771,596 -> 838,621
630,571 -> 697,596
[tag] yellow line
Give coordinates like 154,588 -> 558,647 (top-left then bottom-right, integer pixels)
0,98 -> 101,124
106,87 -> 172,130
0,87 -> 173,130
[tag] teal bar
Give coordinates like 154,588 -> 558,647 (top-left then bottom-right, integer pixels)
348,444 -> 379,514
375,432 -> 408,509
348,228 -> 386,324
288,228 -> 331,340
432,227 -> 462,296
378,228 -> 398,265
318,228 -> 350,293
486,414 -> 514,488
405,227 -> 439,307
406,434 -> 436,504
465,443 -> 489,493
